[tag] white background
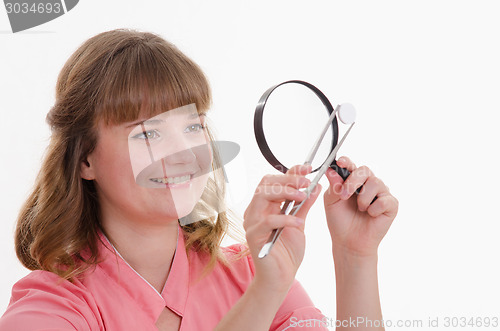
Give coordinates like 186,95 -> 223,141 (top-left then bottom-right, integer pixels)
1,1 -> 499,329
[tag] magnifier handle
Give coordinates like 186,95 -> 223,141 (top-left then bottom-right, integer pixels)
258,199 -> 299,258
330,160 -> 377,202
330,160 -> 351,182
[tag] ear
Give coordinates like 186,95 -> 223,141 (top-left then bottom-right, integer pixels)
80,154 -> 95,180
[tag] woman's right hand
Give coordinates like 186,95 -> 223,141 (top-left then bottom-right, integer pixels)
243,164 -> 321,295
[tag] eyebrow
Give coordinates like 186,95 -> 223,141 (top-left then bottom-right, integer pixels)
127,112 -> 206,128
191,111 -> 207,119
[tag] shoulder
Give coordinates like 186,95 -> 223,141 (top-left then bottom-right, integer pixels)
0,270 -> 102,330
221,243 -> 255,274
221,242 -> 249,258
271,280 -> 328,330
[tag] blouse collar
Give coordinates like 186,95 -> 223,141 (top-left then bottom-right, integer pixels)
97,222 -> 189,321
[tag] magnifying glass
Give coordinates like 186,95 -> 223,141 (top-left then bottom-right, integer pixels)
254,80 -> 362,258
254,80 -> 356,177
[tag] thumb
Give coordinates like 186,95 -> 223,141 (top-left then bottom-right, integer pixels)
323,167 -> 344,206
294,182 -> 322,220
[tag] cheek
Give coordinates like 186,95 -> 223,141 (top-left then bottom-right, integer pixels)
195,144 -> 213,173
94,146 -> 135,184
128,142 -> 154,180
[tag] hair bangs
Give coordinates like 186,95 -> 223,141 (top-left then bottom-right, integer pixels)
95,35 -> 211,126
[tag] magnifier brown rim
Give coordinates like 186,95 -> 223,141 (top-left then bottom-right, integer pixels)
254,80 -> 339,174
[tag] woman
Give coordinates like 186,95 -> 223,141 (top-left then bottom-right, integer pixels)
0,29 -> 398,330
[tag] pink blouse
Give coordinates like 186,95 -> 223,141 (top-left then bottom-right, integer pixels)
0,224 -> 328,330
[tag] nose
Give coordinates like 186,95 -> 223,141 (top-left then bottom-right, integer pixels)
158,134 -> 197,165
162,147 -> 196,165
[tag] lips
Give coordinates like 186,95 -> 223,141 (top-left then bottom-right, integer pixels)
131,141 -> 239,188
149,174 -> 192,185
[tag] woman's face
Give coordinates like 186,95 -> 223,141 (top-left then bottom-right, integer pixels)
83,104 -> 212,225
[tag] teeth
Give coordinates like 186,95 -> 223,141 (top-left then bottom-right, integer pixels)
150,175 -> 191,185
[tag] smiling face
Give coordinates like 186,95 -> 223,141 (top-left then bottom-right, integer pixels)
128,104 -> 212,189
82,104 -> 212,226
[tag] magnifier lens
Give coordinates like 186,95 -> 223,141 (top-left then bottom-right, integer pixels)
262,83 -> 334,172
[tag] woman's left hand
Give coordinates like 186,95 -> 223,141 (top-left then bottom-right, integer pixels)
324,156 -> 399,257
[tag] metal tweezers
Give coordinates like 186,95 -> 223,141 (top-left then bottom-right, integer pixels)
258,105 -> 355,258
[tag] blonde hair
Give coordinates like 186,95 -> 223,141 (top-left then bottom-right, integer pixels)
15,29 -> 243,281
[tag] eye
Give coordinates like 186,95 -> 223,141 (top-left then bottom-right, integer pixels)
132,130 -> 160,140
184,124 -> 205,133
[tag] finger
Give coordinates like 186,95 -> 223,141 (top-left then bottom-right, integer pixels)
336,156 -> 357,172
357,176 -> 389,212
245,214 -> 305,244
256,175 -> 310,201
340,165 -> 373,200
255,173 -> 311,203
253,185 -> 308,205
366,194 -> 399,218
323,167 -> 344,205
244,174 -> 311,224
259,173 -> 311,190
286,164 -> 313,176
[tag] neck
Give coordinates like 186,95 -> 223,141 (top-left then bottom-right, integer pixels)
101,215 -> 180,293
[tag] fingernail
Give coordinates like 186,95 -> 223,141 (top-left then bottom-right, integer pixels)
295,217 -> 305,225
326,168 -> 337,178
300,165 -> 312,174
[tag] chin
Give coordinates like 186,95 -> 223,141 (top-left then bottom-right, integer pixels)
172,203 -> 199,220
140,175 -> 209,224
